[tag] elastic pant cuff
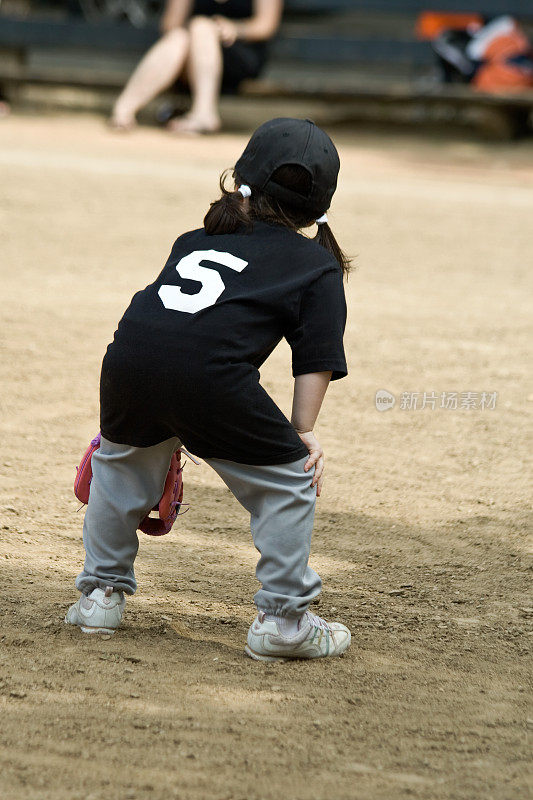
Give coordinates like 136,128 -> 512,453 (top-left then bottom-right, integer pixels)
75,576 -> 135,596
255,605 -> 307,619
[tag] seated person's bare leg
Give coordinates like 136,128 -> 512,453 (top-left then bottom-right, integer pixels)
169,16 -> 222,135
111,28 -> 190,130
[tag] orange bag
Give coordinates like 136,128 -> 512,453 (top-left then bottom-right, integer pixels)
471,17 -> 533,92
416,12 -> 482,41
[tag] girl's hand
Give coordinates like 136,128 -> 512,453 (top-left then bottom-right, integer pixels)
297,430 -> 325,497
213,16 -> 238,46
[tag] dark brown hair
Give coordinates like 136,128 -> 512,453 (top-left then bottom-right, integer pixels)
203,165 -> 352,277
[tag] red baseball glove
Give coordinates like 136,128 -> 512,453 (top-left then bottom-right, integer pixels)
74,433 -> 185,536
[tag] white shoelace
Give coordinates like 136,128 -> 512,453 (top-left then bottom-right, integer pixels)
306,612 -> 332,631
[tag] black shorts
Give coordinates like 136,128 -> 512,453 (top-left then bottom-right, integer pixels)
221,40 -> 267,92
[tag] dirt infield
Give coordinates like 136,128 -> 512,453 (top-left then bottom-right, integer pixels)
0,114 -> 532,800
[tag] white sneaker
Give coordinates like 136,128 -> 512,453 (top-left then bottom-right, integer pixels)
245,610 -> 351,662
65,586 -> 125,634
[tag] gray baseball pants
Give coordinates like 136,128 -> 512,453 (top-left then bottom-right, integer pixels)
75,435 -> 322,618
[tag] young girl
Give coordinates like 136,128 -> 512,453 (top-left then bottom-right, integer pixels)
66,117 -> 352,661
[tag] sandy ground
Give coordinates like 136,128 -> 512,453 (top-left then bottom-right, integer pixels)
0,114 -> 532,800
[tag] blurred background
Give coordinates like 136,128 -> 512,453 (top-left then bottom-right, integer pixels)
1,5 -> 532,800
1,0 -> 533,138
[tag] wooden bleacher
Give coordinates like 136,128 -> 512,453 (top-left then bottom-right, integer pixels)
0,0 -> 532,138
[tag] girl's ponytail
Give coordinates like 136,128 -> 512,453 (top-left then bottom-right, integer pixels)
314,221 -> 352,278
204,165 -> 352,279
204,170 -> 250,235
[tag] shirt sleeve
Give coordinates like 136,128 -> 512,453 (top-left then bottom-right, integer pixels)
285,266 -> 348,381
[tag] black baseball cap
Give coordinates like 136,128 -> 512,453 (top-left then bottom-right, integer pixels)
234,118 -> 340,218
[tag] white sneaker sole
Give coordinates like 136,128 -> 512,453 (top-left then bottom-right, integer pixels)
64,616 -> 117,635
79,625 -> 117,635
244,644 -> 287,662
244,637 -> 352,661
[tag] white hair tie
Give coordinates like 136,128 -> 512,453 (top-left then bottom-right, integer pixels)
316,213 -> 328,225
238,184 -> 252,198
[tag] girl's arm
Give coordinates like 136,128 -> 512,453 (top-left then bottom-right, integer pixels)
214,0 -> 283,45
161,0 -> 193,34
291,371 -> 332,497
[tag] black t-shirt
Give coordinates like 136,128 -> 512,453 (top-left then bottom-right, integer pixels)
100,221 -> 347,465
